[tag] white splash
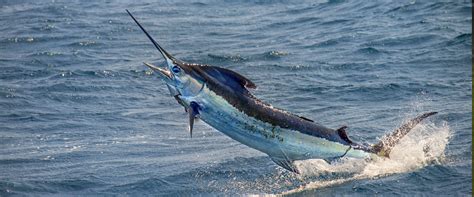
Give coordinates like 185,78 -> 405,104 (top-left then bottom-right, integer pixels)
282,120 -> 451,195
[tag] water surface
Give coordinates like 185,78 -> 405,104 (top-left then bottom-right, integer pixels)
0,0 -> 471,195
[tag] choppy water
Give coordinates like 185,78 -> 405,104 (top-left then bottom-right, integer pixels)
0,0 -> 471,195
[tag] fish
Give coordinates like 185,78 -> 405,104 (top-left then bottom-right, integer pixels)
126,10 -> 437,173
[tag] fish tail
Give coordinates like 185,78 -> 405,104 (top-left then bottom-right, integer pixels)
371,112 -> 438,157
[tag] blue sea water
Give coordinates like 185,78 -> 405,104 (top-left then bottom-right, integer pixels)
0,0 -> 471,195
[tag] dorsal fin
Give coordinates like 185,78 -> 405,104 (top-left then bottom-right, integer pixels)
198,65 -> 256,91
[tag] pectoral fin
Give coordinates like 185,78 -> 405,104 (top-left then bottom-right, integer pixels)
188,102 -> 201,138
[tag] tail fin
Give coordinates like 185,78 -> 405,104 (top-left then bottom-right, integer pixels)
372,112 -> 438,157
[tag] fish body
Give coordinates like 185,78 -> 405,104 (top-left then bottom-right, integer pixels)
126,10 -> 436,173
180,75 -> 369,159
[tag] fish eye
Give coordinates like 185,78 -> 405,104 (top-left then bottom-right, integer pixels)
172,66 -> 180,74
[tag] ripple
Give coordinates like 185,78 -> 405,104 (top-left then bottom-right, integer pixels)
366,34 -> 443,48
264,50 -> 289,58
2,37 -> 36,44
355,47 -> 386,55
446,33 -> 472,46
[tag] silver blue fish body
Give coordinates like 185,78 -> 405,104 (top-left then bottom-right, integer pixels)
126,10 -> 437,173
185,84 -> 369,160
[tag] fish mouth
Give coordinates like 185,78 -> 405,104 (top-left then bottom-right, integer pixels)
144,62 -> 172,80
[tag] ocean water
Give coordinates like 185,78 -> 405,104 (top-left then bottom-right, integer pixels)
0,0 -> 471,195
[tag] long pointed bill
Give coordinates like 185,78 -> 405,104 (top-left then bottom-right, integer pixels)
126,9 -> 175,64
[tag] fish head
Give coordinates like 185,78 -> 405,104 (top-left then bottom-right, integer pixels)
127,9 -> 256,100
144,60 -> 205,98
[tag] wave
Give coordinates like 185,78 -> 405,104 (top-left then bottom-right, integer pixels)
355,47 -> 386,55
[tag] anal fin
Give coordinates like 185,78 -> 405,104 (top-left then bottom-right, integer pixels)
270,157 -> 299,174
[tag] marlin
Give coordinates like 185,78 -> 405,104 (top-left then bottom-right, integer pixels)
126,10 -> 437,173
